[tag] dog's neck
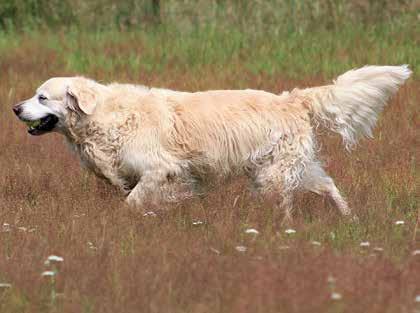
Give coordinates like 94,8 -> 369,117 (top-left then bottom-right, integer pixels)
61,111 -> 90,145
61,111 -> 123,180
61,109 -> 135,167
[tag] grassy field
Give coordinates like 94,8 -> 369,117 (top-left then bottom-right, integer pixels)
0,2 -> 419,313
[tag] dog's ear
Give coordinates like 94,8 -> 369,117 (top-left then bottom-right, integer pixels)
66,79 -> 99,115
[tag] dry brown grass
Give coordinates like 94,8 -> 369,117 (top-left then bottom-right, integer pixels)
0,37 -> 419,313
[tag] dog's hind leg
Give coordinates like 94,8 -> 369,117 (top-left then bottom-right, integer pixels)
301,162 -> 355,218
251,164 -> 296,224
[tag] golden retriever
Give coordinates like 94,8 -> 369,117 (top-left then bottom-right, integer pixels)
13,65 -> 411,221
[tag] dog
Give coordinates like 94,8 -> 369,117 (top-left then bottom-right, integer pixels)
13,65 -> 411,221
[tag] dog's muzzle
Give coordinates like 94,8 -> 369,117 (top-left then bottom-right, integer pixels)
26,114 -> 59,136
13,104 -> 59,136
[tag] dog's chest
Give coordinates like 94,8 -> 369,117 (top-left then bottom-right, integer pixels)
69,126 -> 126,176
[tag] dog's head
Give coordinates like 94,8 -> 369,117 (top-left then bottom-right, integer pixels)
13,77 -> 103,136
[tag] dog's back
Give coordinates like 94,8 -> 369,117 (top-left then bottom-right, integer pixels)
163,89 -> 312,175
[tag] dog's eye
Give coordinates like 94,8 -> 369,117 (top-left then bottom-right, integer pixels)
38,95 -> 48,101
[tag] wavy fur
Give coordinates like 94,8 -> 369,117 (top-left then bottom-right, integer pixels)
301,65 -> 411,149
14,65 -> 411,221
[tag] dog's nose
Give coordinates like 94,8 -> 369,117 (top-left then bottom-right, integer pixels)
13,105 -> 22,116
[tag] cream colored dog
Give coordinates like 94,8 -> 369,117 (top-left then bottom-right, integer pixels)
13,65 -> 411,221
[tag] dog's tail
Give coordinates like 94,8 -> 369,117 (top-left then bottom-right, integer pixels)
299,65 -> 411,149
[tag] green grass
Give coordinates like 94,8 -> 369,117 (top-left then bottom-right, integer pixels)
0,5 -> 418,80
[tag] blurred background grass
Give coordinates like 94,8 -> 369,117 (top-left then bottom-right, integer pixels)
1,0 -> 418,32
0,0 -> 419,80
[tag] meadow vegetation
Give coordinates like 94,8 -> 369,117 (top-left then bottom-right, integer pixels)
0,1 -> 419,312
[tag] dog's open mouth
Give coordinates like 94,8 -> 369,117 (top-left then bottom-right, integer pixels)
25,114 -> 59,135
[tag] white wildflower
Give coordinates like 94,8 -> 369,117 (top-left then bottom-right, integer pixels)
245,228 -> 259,235
17,227 -> 27,232
235,246 -> 247,252
415,295 -> 420,302
87,242 -> 97,250
0,283 -> 11,288
143,211 -> 157,217
395,220 -> 405,225
47,255 -> 63,262
2,223 -> 11,232
360,241 -> 370,247
42,271 -> 55,277
373,247 -> 384,252
311,241 -> 321,246
331,292 -> 342,300
192,221 -> 204,226
412,250 -> 420,256
285,229 -> 296,234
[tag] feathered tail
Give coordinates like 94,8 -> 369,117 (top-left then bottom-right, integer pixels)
300,65 -> 411,149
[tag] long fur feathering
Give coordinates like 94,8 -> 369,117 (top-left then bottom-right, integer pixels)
301,65 -> 412,149
14,66 -> 411,215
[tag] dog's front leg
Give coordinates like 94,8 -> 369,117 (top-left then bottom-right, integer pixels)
126,171 -> 194,207
89,161 -> 128,194
125,171 -> 166,207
